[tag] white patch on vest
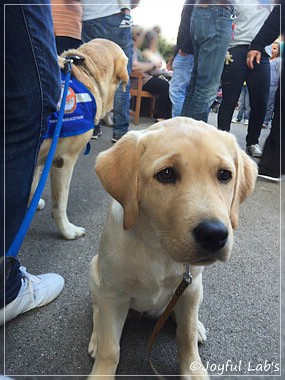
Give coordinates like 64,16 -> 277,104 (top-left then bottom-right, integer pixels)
76,93 -> 92,103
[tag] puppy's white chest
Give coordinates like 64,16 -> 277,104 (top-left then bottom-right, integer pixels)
129,272 -> 182,317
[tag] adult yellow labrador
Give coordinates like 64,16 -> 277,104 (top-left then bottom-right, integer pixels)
29,39 -> 129,239
88,117 -> 258,379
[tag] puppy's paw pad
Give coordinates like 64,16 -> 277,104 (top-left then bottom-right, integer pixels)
197,320 -> 207,344
37,198 -> 45,210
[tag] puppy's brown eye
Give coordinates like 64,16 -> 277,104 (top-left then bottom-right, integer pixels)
155,168 -> 177,184
217,169 -> 232,183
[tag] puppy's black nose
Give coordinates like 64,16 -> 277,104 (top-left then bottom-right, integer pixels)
193,220 -> 228,252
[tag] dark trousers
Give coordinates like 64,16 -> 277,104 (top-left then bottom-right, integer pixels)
259,49 -> 284,176
218,45 -> 270,146
0,2 -> 61,307
259,85 -> 280,176
55,36 -> 82,55
143,77 -> 172,119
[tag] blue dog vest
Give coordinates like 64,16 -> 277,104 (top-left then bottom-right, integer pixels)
43,71 -> 96,139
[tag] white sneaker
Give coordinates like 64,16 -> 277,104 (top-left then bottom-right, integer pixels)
231,118 -> 241,123
244,119 -> 249,125
0,266 -> 64,325
246,144 -> 262,157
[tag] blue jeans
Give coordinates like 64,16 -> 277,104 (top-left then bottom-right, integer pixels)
264,85 -> 278,126
237,85 -> 250,121
82,13 -> 132,139
0,1 -> 61,307
181,6 -> 232,122
169,53 -> 194,117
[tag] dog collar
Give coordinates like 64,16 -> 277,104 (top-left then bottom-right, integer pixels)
183,263 -> 192,285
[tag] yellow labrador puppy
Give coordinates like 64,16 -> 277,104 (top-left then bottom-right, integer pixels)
88,117 -> 257,379
29,39 -> 129,240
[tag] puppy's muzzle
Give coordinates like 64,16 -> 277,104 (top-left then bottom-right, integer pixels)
193,220 -> 228,253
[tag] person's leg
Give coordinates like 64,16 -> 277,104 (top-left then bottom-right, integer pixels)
218,46 -> 247,131
181,6 -> 232,122
2,2 -> 61,254
263,85 -> 277,127
0,2 -> 64,321
258,82 -> 280,179
236,86 -> 246,121
244,86 -> 250,122
55,36 -> 82,55
246,54 -> 270,147
180,43 -> 198,117
169,53 -> 194,117
0,257 -> 22,308
82,15 -> 132,140
143,77 -> 172,119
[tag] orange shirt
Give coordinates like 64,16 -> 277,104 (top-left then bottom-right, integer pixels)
51,0 -> 83,40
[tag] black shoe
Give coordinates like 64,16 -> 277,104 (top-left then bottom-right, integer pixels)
111,134 -> 126,143
258,167 -> 280,182
91,127 -> 102,140
111,136 -> 122,143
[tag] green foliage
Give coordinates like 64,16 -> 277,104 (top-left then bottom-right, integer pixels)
157,35 -> 175,62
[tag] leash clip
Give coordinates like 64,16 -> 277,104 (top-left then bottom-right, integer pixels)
63,55 -> 85,73
183,263 -> 192,284
63,58 -> 72,74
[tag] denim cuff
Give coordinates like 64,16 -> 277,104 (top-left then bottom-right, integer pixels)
0,257 -> 22,308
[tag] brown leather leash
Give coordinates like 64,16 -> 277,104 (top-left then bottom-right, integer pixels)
147,264 -> 192,378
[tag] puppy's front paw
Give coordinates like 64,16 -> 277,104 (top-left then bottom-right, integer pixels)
37,198 -> 45,210
60,223 -> 86,240
88,332 -> 97,359
197,320 -> 207,344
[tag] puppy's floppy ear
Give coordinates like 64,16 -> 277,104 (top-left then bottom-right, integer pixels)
230,149 -> 258,229
95,132 -> 142,230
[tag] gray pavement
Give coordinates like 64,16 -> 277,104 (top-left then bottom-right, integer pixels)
2,112 -> 282,379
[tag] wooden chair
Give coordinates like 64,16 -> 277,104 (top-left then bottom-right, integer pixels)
130,71 -> 156,125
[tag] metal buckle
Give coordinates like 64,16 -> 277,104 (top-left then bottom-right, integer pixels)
65,55 -> 85,65
183,263 -> 192,284
63,55 -> 85,73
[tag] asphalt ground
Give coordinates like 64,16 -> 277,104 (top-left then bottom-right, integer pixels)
1,111 -> 282,379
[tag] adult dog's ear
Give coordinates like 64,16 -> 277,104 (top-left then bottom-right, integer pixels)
57,56 -> 65,69
230,149 -> 258,229
95,132 -> 142,230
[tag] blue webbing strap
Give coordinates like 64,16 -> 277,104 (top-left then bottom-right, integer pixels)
6,64 -> 72,257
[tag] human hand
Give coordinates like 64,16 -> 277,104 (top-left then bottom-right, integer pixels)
156,61 -> 163,69
178,49 -> 188,57
247,50 -> 261,69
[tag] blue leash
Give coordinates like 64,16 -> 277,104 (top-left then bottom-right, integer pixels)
6,61 -> 72,257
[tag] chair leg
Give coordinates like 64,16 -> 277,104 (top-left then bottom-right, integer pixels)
150,97 -> 155,119
134,95 -> 142,125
